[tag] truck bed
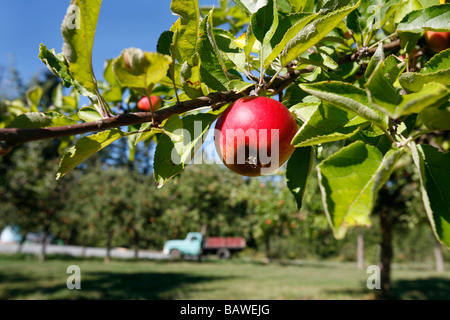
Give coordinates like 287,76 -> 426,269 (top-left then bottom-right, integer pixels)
203,237 -> 246,249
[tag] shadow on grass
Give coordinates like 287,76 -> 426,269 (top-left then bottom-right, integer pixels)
0,270 -> 233,300
323,277 -> 450,300
392,277 -> 450,300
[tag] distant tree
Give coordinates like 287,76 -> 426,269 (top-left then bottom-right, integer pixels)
0,140 -> 73,261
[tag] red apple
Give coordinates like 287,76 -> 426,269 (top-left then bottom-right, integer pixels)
424,31 -> 450,53
137,95 -> 162,112
214,96 -> 298,177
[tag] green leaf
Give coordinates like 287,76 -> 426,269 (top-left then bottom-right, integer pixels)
399,69 -> 450,93
411,142 -> 450,247
156,31 -> 174,56
365,60 -> 399,114
317,141 -> 402,239
61,0 -> 102,94
289,100 -> 321,123
51,83 -> 64,110
278,0 -> 293,13
112,48 -> 172,96
4,100 -> 28,116
397,4 -> 450,33
205,10 -> 230,79
347,0 -> 402,35
197,12 -> 230,91
78,106 -> 102,122
395,83 -> 450,117
153,113 -> 216,188
227,80 -> 253,93
367,57 -> 450,119
56,129 -> 125,180
102,59 -> 123,103
286,146 -> 313,209
264,12 -> 318,68
372,148 -> 404,196
298,52 -> 339,70
400,48 -> 450,93
7,112 -> 77,129
319,0 -> 352,13
214,29 -> 247,74
180,54 -> 204,99
393,0 -> 424,24
280,1 -> 360,68
136,114 -> 183,145
349,127 -> 392,155
286,0 -> 314,12
244,25 -> 258,58
364,43 -> 384,81
420,48 -> 450,73
384,55 -> 407,84
38,44 -> 95,98
419,100 -> 450,131
170,0 -> 200,63
251,0 -> 279,45
292,103 -> 366,147
232,0 -> 269,15
25,86 -> 43,112
300,81 -> 388,129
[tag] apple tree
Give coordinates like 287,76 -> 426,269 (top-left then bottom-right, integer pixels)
0,0 -> 449,298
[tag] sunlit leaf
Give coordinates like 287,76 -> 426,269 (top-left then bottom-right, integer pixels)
411,142 -> 450,248
317,141 -> 403,238
61,0 -> 102,94
300,81 -> 388,129
56,129 -> 125,180
280,1 -> 360,67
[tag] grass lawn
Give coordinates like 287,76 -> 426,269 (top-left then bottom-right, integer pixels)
0,254 -> 449,300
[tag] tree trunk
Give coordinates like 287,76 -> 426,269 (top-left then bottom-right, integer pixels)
357,230 -> 364,270
104,230 -> 112,263
81,235 -> 87,258
16,237 -> 26,254
39,229 -> 48,262
379,205 -> 393,299
434,241 -> 445,273
265,233 -> 271,262
201,224 -> 207,236
81,244 -> 87,259
133,230 -> 139,260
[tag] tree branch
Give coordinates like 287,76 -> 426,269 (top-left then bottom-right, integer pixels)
0,67 -> 314,150
339,39 -> 401,64
0,40 -> 402,153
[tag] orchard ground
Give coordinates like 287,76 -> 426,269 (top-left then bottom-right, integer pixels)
0,253 -> 449,300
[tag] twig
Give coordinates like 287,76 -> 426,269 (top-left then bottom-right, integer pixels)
0,40 -> 403,152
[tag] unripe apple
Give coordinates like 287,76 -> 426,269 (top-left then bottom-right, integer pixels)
214,96 -> 298,177
424,31 -> 450,53
137,95 -> 162,112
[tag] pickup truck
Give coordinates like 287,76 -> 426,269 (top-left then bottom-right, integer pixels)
163,232 -> 246,259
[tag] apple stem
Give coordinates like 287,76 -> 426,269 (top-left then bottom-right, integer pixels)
146,91 -> 156,127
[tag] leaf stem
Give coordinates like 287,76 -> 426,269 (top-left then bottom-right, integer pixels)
395,129 -> 434,148
367,33 -> 398,51
266,66 -> 284,91
146,89 -> 156,127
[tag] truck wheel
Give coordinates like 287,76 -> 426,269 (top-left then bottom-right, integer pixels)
169,249 -> 182,260
217,248 -> 231,259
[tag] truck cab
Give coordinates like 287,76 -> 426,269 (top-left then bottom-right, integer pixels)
163,232 -> 203,258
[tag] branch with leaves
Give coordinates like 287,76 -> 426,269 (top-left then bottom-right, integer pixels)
1,0 -> 450,253
0,66 -> 317,150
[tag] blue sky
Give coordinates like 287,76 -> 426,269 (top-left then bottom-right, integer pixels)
0,0 -> 219,84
